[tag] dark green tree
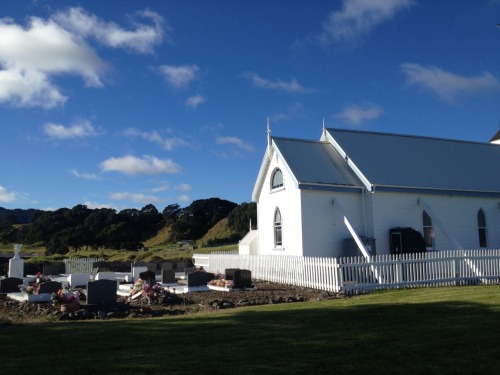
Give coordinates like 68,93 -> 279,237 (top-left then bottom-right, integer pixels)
162,203 -> 182,225
228,202 -> 257,238
169,198 -> 237,242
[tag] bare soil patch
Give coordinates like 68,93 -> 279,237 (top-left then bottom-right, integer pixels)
0,280 -> 342,324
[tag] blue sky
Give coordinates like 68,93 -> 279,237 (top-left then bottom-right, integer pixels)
1,0 -> 500,211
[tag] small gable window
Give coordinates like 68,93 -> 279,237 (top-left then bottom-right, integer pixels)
271,168 -> 284,190
422,211 -> 434,250
477,209 -> 487,248
274,208 -> 283,248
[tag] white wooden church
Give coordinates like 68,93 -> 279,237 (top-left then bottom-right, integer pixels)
239,124 -> 500,257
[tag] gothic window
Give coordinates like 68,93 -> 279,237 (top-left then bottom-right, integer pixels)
271,169 -> 284,190
274,208 -> 283,247
477,209 -> 487,248
422,211 -> 434,249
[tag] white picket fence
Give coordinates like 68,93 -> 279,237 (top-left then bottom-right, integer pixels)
63,257 -> 103,274
193,249 -> 500,294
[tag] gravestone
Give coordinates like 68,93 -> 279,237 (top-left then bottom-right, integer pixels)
132,266 -> 147,281
8,244 -> 24,278
95,272 -> 116,281
161,262 -> 173,270
87,279 -> 117,305
139,271 -> 156,284
161,269 -> 176,284
187,271 -> 214,287
68,273 -> 91,287
175,262 -> 187,272
38,281 -> 63,294
0,277 -> 23,293
232,269 -> 253,289
43,263 -> 61,275
224,268 -> 240,281
183,267 -> 197,275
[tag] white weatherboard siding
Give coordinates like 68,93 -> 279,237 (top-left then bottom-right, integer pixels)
257,152 -> 303,256
250,128 -> 500,258
300,189 -> 365,257
415,194 -> 500,250
370,192 -> 500,252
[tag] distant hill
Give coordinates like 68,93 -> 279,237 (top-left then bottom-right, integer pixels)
144,217 -> 238,248
0,207 -> 42,225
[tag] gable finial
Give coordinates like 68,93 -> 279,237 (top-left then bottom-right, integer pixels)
267,117 -> 272,151
322,118 -> 326,139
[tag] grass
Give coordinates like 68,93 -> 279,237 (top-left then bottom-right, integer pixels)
1,285 -> 500,374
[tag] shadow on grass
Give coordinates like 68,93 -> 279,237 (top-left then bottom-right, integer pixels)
1,300 -> 499,375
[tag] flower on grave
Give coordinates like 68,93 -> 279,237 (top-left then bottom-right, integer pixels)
208,273 -> 233,288
36,273 -> 51,283
142,283 -> 152,295
131,278 -> 145,294
19,285 -> 36,295
51,289 -> 80,305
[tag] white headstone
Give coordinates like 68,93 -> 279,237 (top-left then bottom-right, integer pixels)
132,266 -> 148,281
68,273 -> 91,287
8,244 -> 24,278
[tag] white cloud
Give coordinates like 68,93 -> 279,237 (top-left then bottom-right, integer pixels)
319,0 -> 415,42
242,72 -> 314,94
53,8 -> 165,54
123,127 -> 188,151
69,169 -> 98,180
158,64 -> 199,88
177,194 -> 190,203
83,200 -> 115,209
0,185 -> 16,203
44,120 -> 99,139
175,183 -> 191,191
0,8 -> 165,109
110,192 -> 162,204
216,136 -> 255,152
401,63 -> 500,102
100,155 -> 181,175
186,94 -> 205,108
335,103 -> 384,125
270,102 -> 305,122
0,16 -> 106,108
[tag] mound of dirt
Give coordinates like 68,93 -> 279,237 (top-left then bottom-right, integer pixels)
0,280 -> 343,324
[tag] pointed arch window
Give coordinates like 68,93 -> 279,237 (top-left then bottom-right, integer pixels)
477,209 -> 487,248
274,208 -> 283,248
422,211 -> 434,250
271,168 -> 284,190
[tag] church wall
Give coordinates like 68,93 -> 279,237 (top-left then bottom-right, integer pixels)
256,153 -> 303,256
371,192 -> 500,253
300,189 -> 365,257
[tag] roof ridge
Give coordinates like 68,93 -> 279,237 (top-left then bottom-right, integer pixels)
272,136 -> 327,143
326,128 -> 494,147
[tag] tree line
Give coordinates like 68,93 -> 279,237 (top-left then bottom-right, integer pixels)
0,198 -> 256,254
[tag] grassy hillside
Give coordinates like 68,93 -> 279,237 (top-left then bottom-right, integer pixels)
200,217 -> 236,244
143,225 -> 171,247
0,217 -> 239,264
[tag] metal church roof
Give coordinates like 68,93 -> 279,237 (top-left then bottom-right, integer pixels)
272,137 -> 361,188
327,128 -> 500,195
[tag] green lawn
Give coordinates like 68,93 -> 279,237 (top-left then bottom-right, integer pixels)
2,285 -> 500,374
